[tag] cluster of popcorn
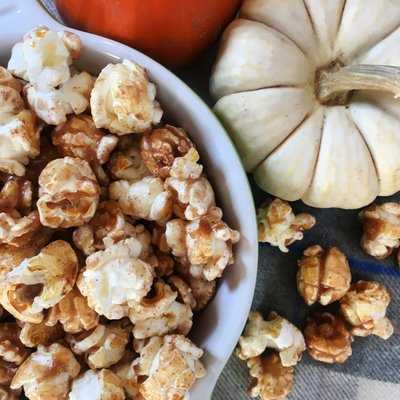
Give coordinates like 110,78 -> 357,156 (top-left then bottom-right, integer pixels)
242,199 -> 395,400
0,26 -> 241,400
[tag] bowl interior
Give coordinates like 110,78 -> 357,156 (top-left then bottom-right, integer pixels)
0,20 -> 258,397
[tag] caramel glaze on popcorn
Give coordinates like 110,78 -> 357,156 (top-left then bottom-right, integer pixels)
247,353 -> 294,400
297,245 -> 351,306
140,125 -> 194,178
0,25 -> 242,400
305,313 -> 353,364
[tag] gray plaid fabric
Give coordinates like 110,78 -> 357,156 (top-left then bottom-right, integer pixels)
41,2 -> 400,398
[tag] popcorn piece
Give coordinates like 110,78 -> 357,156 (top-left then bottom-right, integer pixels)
185,209 -> 239,281
0,67 -> 23,119
0,240 -> 78,323
8,26 -> 81,88
0,323 -> 28,365
37,157 -> 100,228
132,300 -> 192,340
53,115 -> 118,164
110,177 -> 173,222
359,202 -> 400,259
133,336 -> 163,376
340,281 -> 394,339
0,67 -> 22,93
165,149 -> 215,220
164,219 -> 186,258
129,281 -> 177,323
258,198 -> 315,252
168,275 -> 196,310
0,210 -> 41,247
46,287 -> 99,333
139,335 -> 205,400
140,125 -> 194,178
78,238 -> 153,319
109,140 -> 150,182
26,71 -> 95,125
247,353 -> 294,400
297,245 -> 351,306
166,208 -> 240,281
174,263 -> 216,311
0,177 -> 32,213
0,231 -> 52,279
185,275 -> 216,312
19,321 -> 64,348
0,66 -> 40,177
69,369 -> 125,400
237,312 -> 305,367
11,343 -> 80,400
91,60 -> 163,135
67,321 -> 130,369
73,201 -> 137,256
0,110 -> 40,176
129,281 -> 193,339
304,313 -> 352,364
112,354 -> 141,399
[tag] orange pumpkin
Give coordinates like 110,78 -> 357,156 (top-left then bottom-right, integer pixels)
55,0 -> 241,67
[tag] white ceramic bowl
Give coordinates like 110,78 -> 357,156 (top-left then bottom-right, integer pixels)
0,1 -> 258,398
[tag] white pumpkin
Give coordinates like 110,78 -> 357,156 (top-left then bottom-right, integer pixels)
211,0 -> 400,209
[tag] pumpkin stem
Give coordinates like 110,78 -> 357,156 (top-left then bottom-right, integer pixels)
317,65 -> 400,104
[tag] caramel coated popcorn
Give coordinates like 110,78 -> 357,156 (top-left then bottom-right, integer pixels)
67,320 -> 130,369
237,312 -> 305,367
0,177 -> 32,213
91,60 -> 162,135
165,148 -> 215,220
0,240 -> 78,323
10,343 -> 80,400
247,353 -> 294,400
258,199 -> 315,252
140,125 -> 194,178
138,335 -> 205,400
52,115 -> 118,164
109,176 -> 173,223
340,281 -> 393,339
0,323 -> 28,366
78,238 -> 153,319
69,369 -> 125,400
112,353 -> 142,399
304,313 -> 352,364
25,72 -> 94,125
19,322 -> 63,348
0,67 -> 40,177
166,207 -> 240,281
109,144 -> 150,183
297,246 -> 351,306
46,287 -> 99,334
360,202 -> 400,259
0,210 -> 41,247
129,281 -> 193,339
37,157 -> 100,228
73,201 -> 137,255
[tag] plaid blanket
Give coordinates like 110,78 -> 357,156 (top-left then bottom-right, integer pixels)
41,2 -> 400,398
